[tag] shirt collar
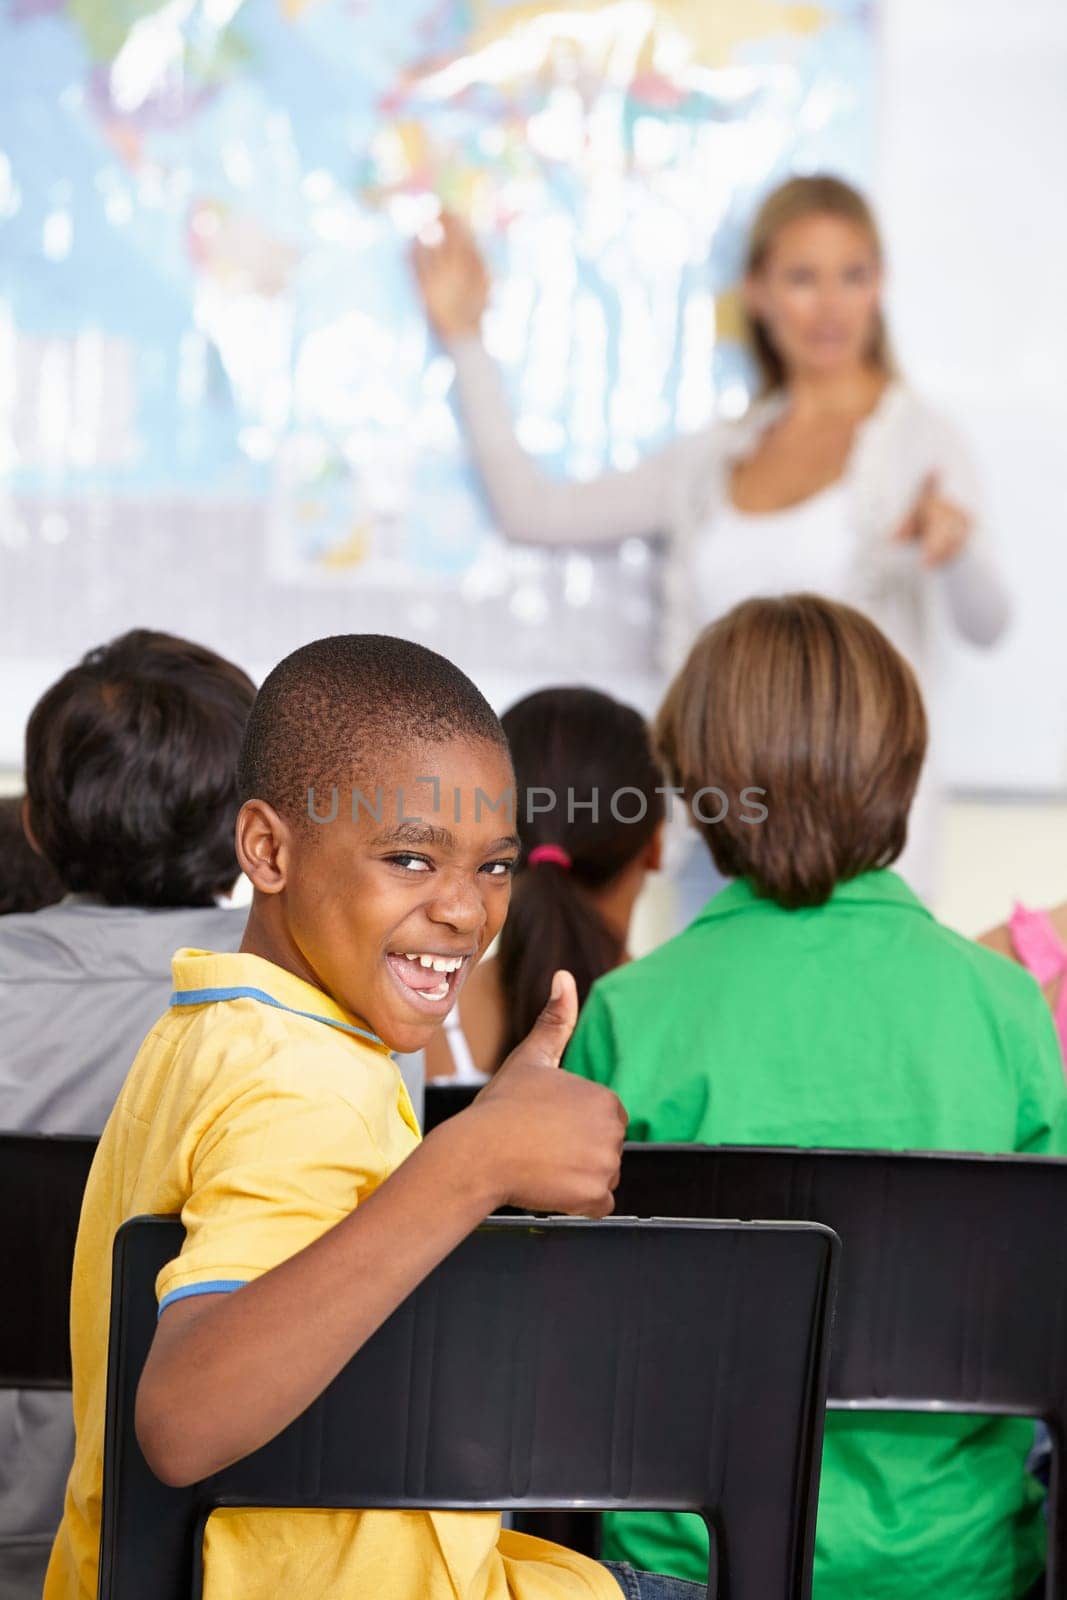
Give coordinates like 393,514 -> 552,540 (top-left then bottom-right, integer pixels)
169,948 -> 391,1055
692,868 -> 931,927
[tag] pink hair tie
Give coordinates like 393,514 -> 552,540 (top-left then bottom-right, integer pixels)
527,844 -> 573,870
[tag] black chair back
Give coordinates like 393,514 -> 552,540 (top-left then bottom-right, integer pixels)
0,1132 -> 98,1387
422,1083 -> 481,1131
100,1214 -> 838,1600
615,1144 -> 1067,1596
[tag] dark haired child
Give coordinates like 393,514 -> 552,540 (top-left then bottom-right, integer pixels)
46,635 -> 704,1600
1,628 -> 254,1132
0,631 -> 253,1600
427,687 -> 664,1079
566,595 -> 1066,1600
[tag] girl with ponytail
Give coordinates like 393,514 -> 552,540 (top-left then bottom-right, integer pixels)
425,687 -> 665,1080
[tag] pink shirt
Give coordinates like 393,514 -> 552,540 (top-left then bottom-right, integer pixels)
1009,903 -> 1067,1061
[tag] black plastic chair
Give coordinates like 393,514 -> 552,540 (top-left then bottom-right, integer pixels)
614,1143 -> 1067,1598
0,1132 -> 98,1388
99,1213 -> 838,1600
421,1082 -> 481,1131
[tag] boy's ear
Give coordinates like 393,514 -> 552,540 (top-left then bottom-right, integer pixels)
235,799 -> 291,895
20,796 -> 43,858
644,820 -> 666,874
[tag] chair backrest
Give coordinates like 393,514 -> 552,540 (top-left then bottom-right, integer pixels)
421,1083 -> 481,1132
614,1144 -> 1067,1595
100,1214 -> 838,1600
0,1131 -> 98,1388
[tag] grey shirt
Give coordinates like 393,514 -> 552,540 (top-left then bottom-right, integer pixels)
0,898 -> 246,1597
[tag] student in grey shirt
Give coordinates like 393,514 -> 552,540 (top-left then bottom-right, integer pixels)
0,629 -> 255,1599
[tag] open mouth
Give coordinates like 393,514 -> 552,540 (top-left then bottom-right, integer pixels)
385,950 -> 470,1010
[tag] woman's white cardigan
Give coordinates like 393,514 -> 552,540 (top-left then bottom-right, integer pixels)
448,336 -> 1010,678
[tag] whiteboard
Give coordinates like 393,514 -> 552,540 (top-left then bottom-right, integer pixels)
879,0 -> 1067,792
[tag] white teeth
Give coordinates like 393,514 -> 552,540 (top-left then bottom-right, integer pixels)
399,953 -> 463,972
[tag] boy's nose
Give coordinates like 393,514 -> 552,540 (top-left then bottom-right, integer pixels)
425,875 -> 487,933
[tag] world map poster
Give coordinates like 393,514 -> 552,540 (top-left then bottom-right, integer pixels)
0,0 -> 874,728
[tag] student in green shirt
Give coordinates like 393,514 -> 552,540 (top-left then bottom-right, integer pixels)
566,594 -> 1064,1600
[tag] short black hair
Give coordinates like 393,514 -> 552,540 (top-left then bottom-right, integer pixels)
25,630 -> 256,908
237,634 -> 508,825
0,796 -> 65,915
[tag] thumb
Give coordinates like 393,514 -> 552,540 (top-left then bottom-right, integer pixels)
521,970 -> 579,1070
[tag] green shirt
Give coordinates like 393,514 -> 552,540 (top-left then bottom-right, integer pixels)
566,870 -> 1067,1600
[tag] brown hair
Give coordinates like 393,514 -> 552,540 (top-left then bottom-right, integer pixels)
744,174 -> 894,394
655,595 -> 927,909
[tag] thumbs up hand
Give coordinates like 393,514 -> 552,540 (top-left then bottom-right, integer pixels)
893,472 -> 973,569
463,970 -> 627,1218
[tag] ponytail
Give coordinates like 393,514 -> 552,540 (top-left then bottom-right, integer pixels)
494,687 -> 665,1068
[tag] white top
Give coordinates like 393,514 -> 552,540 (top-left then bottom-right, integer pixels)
431,1005 -> 490,1087
693,481 -> 854,622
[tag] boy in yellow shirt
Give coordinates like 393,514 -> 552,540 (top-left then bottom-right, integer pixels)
45,635 -> 705,1600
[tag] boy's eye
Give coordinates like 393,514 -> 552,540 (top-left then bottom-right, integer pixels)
388,853 -> 432,873
482,859 -> 517,878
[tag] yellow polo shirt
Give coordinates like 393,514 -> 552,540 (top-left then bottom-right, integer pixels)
45,949 -> 616,1600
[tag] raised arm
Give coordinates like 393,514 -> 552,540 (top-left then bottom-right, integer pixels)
135,973 -> 626,1487
412,214 -> 684,547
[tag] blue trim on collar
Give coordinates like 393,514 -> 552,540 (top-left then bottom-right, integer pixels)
169,984 -> 385,1049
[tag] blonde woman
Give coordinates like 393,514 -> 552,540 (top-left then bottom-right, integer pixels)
413,175 -> 1010,897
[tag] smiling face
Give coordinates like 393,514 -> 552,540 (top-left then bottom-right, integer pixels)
744,213 -> 883,380
238,735 -> 519,1054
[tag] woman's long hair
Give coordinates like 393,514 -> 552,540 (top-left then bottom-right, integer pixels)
743,174 -> 895,395
496,687 -> 664,1066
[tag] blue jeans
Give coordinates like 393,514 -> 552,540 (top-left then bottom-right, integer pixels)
603,1565 -> 1043,1600
602,1562 -> 706,1599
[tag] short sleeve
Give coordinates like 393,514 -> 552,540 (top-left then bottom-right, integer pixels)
564,985 -> 619,1088
1011,989 -> 1067,1155
155,1070 -> 389,1313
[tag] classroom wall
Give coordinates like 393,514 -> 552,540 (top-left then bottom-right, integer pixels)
878,0 -> 1067,792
